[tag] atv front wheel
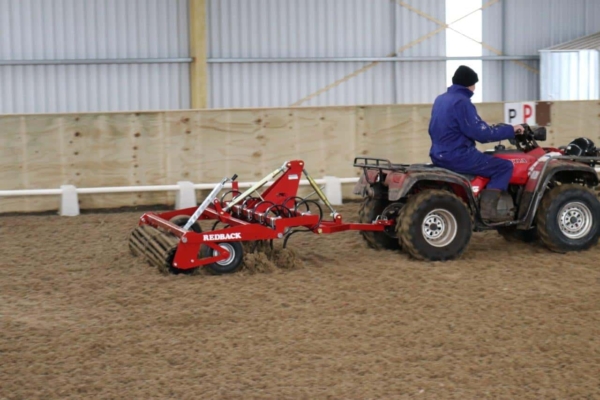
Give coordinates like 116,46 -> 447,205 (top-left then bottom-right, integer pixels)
536,184 -> 600,253
358,195 -> 402,251
398,190 -> 472,261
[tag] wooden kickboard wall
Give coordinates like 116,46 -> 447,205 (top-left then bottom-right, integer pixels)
1,101 -> 599,213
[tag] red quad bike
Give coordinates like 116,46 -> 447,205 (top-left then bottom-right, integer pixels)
353,124 -> 600,261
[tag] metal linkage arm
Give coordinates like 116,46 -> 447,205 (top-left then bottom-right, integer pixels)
183,174 -> 237,231
223,162 -> 289,212
303,169 -> 337,216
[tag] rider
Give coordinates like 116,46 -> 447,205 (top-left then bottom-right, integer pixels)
428,65 -> 524,222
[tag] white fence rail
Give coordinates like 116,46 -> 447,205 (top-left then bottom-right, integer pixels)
4,167 -> 598,216
0,176 -> 360,216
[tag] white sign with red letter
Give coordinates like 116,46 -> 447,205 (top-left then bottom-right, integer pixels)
504,102 -> 537,125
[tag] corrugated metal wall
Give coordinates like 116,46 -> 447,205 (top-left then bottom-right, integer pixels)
0,0 -> 190,114
540,50 -> 600,100
482,0 -> 600,102
207,0 -> 446,108
3,0 -> 598,112
394,0 -> 447,105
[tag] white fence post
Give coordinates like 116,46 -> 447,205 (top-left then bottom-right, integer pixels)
60,185 -> 80,216
176,181 -> 197,209
324,176 -> 343,205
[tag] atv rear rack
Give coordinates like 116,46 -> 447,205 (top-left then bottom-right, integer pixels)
130,160 -> 394,273
353,157 -> 412,186
353,157 -> 410,172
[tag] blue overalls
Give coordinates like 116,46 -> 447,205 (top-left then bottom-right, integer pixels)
428,85 -> 515,191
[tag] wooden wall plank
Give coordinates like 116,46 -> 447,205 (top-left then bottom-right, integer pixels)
320,106 -> 356,179
258,108 -> 296,177
548,101 -> 600,148
165,111 -> 198,183
0,116 -> 25,190
0,116 -> 29,212
2,100 -> 599,214
20,115 -> 64,211
360,105 -> 416,163
199,109 -> 261,182
288,108 -> 325,178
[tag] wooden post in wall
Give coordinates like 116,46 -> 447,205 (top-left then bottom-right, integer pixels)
189,0 -> 207,109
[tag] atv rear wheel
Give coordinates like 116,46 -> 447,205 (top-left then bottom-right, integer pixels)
358,196 -> 402,251
497,226 -> 538,243
399,190 -> 472,261
536,184 -> 600,253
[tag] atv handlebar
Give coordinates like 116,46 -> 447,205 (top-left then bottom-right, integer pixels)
524,124 -> 547,141
509,123 -> 547,151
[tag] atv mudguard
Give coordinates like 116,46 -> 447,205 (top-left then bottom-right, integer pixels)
353,166 -> 478,210
352,169 -> 384,198
516,159 -> 599,229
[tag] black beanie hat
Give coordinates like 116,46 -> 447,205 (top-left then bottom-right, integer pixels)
452,65 -> 479,87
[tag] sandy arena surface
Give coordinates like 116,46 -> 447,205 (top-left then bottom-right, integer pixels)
1,202 -> 600,399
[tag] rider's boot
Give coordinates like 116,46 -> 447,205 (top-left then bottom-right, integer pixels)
479,189 -> 515,222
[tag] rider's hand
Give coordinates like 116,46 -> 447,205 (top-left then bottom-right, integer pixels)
513,124 -> 525,135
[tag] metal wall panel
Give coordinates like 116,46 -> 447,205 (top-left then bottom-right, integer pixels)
209,62 -> 395,108
502,0 -> 594,54
481,0 -> 503,102
540,50 -> 599,101
482,0 -> 600,102
4,0 -> 595,111
209,0 -> 393,58
208,0 -> 445,108
0,64 -> 190,114
394,0 -> 446,104
585,1 -> 600,33
0,0 -> 190,113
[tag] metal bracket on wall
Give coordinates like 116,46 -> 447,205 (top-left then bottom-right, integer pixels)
208,56 -> 539,63
0,58 -> 192,66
